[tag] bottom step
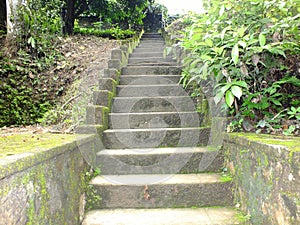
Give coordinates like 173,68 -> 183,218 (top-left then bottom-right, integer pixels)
82,208 -> 239,225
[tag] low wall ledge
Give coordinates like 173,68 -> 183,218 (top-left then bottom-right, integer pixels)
0,134 -> 95,179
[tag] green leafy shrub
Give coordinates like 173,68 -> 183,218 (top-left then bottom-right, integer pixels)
74,23 -> 136,39
177,0 -> 300,134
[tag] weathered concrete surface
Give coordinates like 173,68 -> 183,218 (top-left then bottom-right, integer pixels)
111,96 -> 196,113
133,47 -> 165,53
97,147 -> 224,175
224,133 -> 300,225
89,174 -> 233,209
93,90 -> 113,108
129,52 -> 164,58
117,84 -> 190,97
109,111 -> 202,129
82,208 -> 239,225
86,106 -> 109,125
0,134 -> 95,225
120,75 -> 181,85
102,127 -> 210,149
128,57 -> 175,64
122,66 -> 181,75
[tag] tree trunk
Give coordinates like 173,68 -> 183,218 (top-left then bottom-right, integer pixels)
62,0 -> 76,35
0,0 -> 7,32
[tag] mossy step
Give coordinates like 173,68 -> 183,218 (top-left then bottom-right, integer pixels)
88,173 -> 233,209
82,208 -> 240,225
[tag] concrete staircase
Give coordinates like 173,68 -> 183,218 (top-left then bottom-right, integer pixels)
82,33 -> 239,225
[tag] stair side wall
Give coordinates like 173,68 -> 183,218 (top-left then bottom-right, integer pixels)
0,135 -> 96,225
224,133 -> 300,225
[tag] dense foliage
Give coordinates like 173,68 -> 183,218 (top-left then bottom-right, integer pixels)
0,0 -> 64,126
178,0 -> 300,135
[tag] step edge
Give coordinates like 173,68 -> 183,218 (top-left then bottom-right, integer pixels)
90,173 -> 227,186
96,147 -> 216,155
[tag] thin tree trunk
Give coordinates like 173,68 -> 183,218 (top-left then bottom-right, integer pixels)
62,0 -> 76,35
0,0 -> 7,32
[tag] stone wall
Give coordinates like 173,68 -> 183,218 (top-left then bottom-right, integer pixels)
224,133 -> 300,225
0,134 -> 96,225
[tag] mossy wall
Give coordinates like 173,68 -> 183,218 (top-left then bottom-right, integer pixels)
0,134 -> 95,225
224,133 -> 300,225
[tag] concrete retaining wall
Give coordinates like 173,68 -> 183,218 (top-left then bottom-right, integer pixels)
0,134 -> 96,225
224,133 -> 300,225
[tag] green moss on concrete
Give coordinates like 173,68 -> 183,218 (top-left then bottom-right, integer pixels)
229,133 -> 300,152
224,133 -> 300,225
0,134 -> 94,180
0,133 -> 85,158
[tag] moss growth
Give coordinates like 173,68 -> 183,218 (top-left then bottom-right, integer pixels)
230,133 -> 300,152
0,133 -> 92,158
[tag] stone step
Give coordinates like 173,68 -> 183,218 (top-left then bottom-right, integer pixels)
136,46 -> 165,51
111,96 -> 196,113
122,66 -> 181,75
128,57 -> 174,65
127,62 -> 177,67
142,33 -> 162,38
82,208 -> 239,225
138,42 -> 166,48
139,40 -> 165,44
136,45 -> 165,50
129,52 -> 164,58
120,75 -> 181,85
135,44 -> 164,49
108,111 -> 201,129
102,127 -> 210,149
88,173 -> 233,209
97,147 -> 223,175
116,84 -> 188,97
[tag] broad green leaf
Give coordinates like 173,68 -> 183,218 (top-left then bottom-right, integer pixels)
271,99 -> 282,106
267,48 -> 286,57
225,90 -> 235,107
220,83 -> 232,94
231,85 -> 243,99
205,39 -> 213,47
237,26 -> 246,37
259,33 -> 266,47
233,80 -> 248,88
231,44 -> 239,65
200,54 -> 212,61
